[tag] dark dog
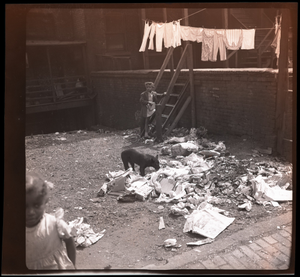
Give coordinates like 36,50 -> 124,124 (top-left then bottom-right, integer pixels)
121,149 -> 160,176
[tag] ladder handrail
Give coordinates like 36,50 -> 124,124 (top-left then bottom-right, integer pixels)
161,44 -> 191,110
153,47 -> 174,89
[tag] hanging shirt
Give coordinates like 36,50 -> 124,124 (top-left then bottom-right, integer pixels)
241,29 -> 256,49
173,21 -> 182,47
139,21 -> 152,52
213,29 -> 227,61
224,29 -> 243,50
201,28 -> 215,61
155,23 -> 165,52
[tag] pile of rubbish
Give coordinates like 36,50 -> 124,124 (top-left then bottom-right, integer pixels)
54,208 -> 106,248
98,127 -> 292,240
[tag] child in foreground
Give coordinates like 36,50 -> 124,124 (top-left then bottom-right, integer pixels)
26,171 -> 76,270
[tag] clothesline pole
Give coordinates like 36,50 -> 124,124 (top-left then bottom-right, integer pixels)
187,44 -> 196,127
275,8 -> 289,155
223,8 -> 229,68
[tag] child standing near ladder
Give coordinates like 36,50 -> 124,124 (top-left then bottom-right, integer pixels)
140,82 -> 166,138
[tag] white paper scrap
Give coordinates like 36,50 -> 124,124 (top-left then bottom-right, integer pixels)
183,208 -> 235,239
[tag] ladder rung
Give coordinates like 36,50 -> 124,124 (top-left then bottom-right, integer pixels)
174,83 -> 185,86
170,93 -> 180,97
161,114 -> 168,118
165,104 -> 175,108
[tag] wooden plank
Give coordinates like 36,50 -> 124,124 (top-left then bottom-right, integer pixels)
153,47 -> 174,89
26,98 -> 94,114
223,8 -> 229,68
46,46 -> 56,102
155,104 -> 163,142
161,44 -> 189,110
187,44 -> 196,127
275,9 -> 289,155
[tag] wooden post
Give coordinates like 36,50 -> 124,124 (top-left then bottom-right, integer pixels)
182,9 -> 190,69
187,45 -> 196,127
46,46 -> 56,102
276,8 -> 289,155
82,44 -> 89,87
155,104 -> 163,142
223,9 -> 229,68
140,9 -> 149,69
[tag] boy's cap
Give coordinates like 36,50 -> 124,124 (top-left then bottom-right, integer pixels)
145,82 -> 154,87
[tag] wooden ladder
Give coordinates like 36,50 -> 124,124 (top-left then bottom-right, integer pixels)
150,43 -> 195,139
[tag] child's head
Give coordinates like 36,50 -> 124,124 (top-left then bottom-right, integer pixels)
26,171 -> 51,228
145,82 -> 154,92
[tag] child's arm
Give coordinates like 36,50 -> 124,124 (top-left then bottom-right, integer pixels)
64,237 -> 76,268
154,91 -> 167,97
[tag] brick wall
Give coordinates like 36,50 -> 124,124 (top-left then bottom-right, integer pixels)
191,69 -> 278,148
91,69 -> 293,152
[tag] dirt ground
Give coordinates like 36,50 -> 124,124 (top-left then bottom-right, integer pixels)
25,126 -> 293,270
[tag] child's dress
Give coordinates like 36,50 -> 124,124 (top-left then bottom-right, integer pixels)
26,213 -> 75,270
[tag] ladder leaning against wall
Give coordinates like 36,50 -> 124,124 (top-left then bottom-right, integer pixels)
148,43 -> 196,141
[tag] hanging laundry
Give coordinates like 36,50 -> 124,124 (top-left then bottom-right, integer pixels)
241,29 -> 255,50
180,26 -> 203,42
224,29 -> 243,50
271,15 -> 281,60
148,22 -> 157,50
173,21 -> 182,47
155,23 -> 165,52
164,21 -> 182,48
139,21 -> 152,52
164,22 -> 174,48
201,28 -> 215,61
213,29 -> 227,61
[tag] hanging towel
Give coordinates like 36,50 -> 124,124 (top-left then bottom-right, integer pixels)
224,29 -> 243,50
241,29 -> 255,49
148,22 -> 157,50
139,21 -> 152,52
180,26 -> 203,42
155,23 -> 165,52
213,29 -> 227,61
201,28 -> 215,61
164,22 -> 174,48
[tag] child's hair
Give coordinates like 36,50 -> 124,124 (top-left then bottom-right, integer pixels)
26,171 -> 53,202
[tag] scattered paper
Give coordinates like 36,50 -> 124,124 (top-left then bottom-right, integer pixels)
251,175 -> 292,202
187,237 -> 214,246
68,217 -> 105,247
158,217 -> 165,230
183,208 -> 235,239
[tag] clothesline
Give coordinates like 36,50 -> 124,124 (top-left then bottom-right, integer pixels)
142,18 -> 275,31
142,7 -> 276,31
177,8 -> 207,21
